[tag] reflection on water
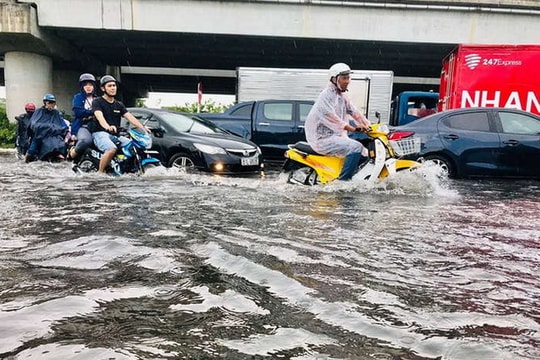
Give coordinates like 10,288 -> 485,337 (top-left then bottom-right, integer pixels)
0,152 -> 539,359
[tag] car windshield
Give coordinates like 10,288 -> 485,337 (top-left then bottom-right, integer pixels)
159,112 -> 226,134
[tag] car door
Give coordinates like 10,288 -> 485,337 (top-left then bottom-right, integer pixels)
252,101 -> 299,159
130,109 -> 165,161
295,101 -> 313,141
437,110 -> 502,177
495,110 -> 540,177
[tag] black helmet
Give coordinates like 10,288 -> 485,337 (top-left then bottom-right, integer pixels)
79,73 -> 96,85
100,75 -> 117,87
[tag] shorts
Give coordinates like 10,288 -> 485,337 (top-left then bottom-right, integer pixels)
92,131 -> 129,152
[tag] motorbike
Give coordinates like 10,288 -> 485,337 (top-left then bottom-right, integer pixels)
72,128 -> 161,175
282,123 -> 422,185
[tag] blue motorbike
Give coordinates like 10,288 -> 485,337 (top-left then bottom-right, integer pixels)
72,128 -> 161,175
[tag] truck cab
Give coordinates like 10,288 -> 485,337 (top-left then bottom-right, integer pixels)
389,91 -> 439,126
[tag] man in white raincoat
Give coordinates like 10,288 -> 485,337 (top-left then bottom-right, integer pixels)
305,63 -> 371,180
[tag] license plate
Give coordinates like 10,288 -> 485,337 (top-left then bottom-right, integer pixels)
241,156 -> 259,166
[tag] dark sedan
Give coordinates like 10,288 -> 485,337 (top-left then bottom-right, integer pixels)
127,108 -> 263,175
394,107 -> 540,178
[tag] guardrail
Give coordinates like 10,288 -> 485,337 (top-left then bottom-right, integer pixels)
227,0 -> 540,12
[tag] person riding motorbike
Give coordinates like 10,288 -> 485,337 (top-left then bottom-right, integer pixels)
68,73 -> 97,161
89,75 -> 149,173
25,94 -> 69,163
15,103 -> 36,158
304,63 -> 371,180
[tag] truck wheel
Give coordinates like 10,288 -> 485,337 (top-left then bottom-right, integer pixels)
169,153 -> 196,173
423,154 -> 455,178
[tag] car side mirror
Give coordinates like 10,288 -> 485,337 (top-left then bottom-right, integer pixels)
150,127 -> 164,138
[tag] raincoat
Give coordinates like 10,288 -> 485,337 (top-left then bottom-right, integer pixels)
27,107 -> 69,159
305,83 -> 366,157
15,112 -> 33,155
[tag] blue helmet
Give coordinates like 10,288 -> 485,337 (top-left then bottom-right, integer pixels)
43,93 -> 56,102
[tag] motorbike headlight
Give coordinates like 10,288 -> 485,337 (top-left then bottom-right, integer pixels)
378,125 -> 389,134
194,143 -> 226,154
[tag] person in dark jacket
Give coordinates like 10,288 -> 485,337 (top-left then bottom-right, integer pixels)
15,103 -> 36,158
25,94 -> 69,163
68,73 -> 97,161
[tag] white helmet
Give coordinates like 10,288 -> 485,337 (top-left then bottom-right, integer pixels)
329,63 -> 352,79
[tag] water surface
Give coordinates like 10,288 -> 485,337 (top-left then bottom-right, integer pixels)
0,153 -> 539,359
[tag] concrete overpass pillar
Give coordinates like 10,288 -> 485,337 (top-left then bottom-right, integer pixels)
53,70 -> 79,119
5,51 -> 52,121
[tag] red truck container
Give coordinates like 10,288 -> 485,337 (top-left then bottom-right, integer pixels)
438,44 -> 540,115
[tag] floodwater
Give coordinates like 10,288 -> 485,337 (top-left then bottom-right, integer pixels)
0,152 -> 539,360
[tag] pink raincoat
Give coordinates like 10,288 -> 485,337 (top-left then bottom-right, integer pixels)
305,84 -> 367,157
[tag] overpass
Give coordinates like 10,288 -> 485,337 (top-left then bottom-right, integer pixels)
1,0 -> 539,119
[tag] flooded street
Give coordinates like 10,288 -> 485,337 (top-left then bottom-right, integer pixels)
0,152 -> 539,360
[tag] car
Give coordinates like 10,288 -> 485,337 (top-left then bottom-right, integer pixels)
127,108 -> 263,175
393,107 -> 540,178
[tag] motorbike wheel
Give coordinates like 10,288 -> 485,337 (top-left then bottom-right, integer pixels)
74,156 -> 99,173
169,153 -> 196,173
142,162 -> 160,173
287,167 -> 319,186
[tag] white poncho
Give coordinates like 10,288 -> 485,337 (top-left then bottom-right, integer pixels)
305,84 -> 366,157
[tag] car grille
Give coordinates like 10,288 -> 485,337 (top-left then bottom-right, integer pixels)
226,148 -> 258,157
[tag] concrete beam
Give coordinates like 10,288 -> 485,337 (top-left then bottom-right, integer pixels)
17,0 -> 540,44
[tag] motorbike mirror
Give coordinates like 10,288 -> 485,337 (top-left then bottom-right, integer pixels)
375,111 -> 381,124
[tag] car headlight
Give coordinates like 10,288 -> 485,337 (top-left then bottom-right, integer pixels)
194,143 -> 226,154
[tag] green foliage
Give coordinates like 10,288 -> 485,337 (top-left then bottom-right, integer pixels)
166,99 -> 232,113
0,101 -> 16,148
135,98 -> 147,107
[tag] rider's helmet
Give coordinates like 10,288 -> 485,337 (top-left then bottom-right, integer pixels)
78,73 -> 96,87
328,63 -> 352,80
43,93 -> 56,103
24,103 -> 36,113
100,75 -> 117,87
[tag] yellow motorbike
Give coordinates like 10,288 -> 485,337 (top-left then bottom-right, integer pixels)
282,123 -> 421,185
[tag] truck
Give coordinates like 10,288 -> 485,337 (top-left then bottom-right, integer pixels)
388,90 -> 439,127
198,99 -> 314,161
438,44 -> 540,116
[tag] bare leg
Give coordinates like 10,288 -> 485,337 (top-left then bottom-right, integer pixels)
99,149 -> 116,173
69,147 -> 77,159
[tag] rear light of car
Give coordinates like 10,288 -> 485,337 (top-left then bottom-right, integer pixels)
388,131 -> 415,141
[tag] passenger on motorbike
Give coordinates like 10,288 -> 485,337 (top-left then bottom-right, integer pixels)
89,75 -> 149,173
68,73 -> 97,161
25,94 -> 69,163
15,103 -> 36,158
305,63 -> 371,180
